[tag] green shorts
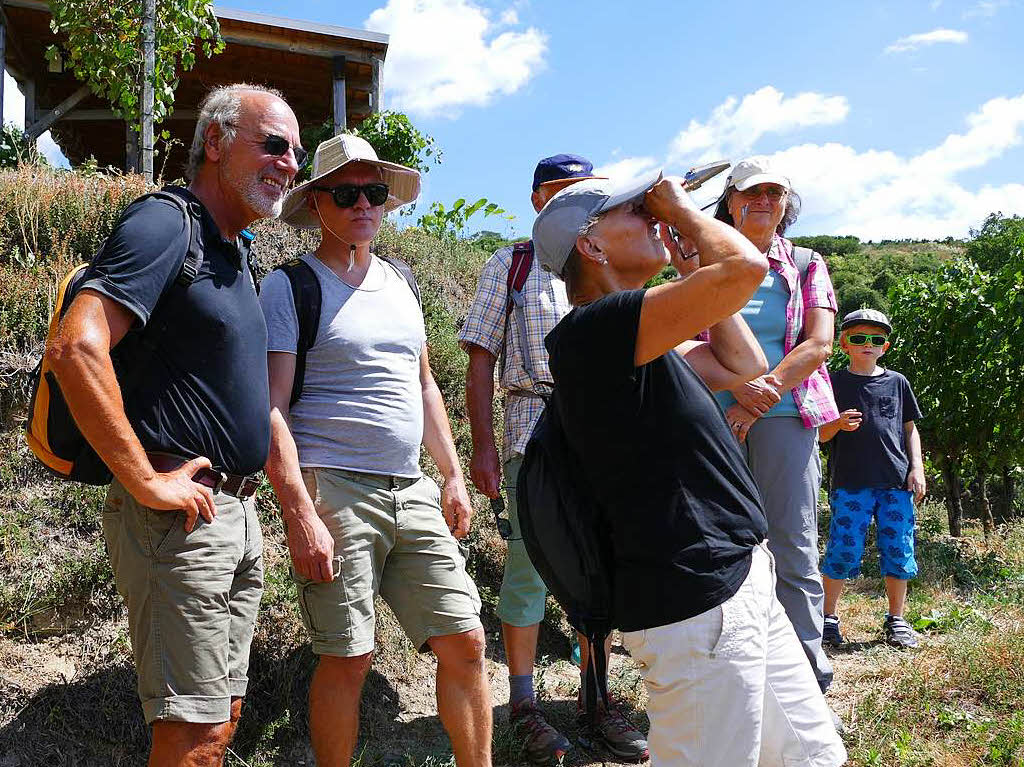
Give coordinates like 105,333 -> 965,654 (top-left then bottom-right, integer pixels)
295,467 -> 482,656
497,455 -> 548,627
102,479 -> 263,724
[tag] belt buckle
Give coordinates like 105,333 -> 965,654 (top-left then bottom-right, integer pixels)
213,471 -> 228,495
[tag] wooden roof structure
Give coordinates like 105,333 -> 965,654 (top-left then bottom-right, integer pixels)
0,0 -> 388,174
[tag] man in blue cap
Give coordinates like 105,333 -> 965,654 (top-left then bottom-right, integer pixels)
459,155 -> 649,764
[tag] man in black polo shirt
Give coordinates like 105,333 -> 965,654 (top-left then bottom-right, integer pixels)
46,84 -> 302,765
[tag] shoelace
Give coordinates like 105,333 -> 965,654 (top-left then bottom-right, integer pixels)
514,705 -> 556,739
600,706 -> 638,737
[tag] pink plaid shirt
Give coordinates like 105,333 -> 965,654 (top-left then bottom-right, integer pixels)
769,235 -> 839,428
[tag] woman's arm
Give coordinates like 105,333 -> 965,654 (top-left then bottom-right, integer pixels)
637,178 -> 768,366
766,306 -> 835,392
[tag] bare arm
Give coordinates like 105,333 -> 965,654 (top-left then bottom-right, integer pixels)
819,409 -> 863,443
421,343 -> 473,538
47,289 -> 215,529
464,344 -> 501,498
904,420 -> 926,502
676,321 -> 768,392
264,352 -> 334,582
637,178 -> 768,366
766,307 -> 835,392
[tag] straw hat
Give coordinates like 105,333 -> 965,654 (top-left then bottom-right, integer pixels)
281,134 -> 421,229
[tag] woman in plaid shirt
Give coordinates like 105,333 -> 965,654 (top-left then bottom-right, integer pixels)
710,158 -> 840,700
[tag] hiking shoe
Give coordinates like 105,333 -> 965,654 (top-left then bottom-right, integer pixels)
510,698 -> 571,765
577,699 -> 649,762
823,614 -> 844,647
883,614 -> 919,648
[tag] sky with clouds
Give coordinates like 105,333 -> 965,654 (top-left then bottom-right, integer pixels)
5,0 -> 1023,240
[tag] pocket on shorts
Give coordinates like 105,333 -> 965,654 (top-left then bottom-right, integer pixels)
294,554 -> 347,636
147,508 -> 184,557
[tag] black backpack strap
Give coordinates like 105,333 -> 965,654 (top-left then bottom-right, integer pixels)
378,254 -> 421,306
276,258 -> 322,408
115,188 -> 204,395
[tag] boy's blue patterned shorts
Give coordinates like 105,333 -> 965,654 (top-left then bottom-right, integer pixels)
821,488 -> 917,580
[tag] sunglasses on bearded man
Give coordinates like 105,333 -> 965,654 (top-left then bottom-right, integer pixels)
223,122 -> 308,168
312,183 -> 391,208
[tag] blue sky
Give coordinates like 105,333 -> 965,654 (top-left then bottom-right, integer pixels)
6,0 -> 1024,240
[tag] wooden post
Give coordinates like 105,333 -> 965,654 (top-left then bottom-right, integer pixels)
141,0 -> 156,181
332,55 -> 347,135
371,56 -> 383,113
24,78 -> 35,127
1,20 -> 6,125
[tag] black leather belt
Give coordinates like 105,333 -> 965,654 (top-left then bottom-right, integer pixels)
147,452 -> 261,501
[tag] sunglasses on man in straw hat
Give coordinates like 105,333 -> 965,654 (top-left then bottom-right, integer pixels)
281,134 -> 421,229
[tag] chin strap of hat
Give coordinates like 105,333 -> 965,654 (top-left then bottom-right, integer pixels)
313,194 -> 360,272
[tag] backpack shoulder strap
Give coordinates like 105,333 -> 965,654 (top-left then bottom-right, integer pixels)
378,254 -> 421,306
791,245 -> 814,283
507,241 -> 534,296
502,241 -> 545,387
276,257 -> 323,407
146,186 -> 204,287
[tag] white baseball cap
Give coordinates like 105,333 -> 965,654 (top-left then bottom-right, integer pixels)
725,157 -> 791,192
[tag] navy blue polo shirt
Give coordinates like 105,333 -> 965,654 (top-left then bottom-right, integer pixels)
79,188 -> 270,475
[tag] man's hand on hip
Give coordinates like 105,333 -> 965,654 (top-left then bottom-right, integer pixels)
130,456 -> 218,533
469,444 -> 501,499
285,507 -> 335,582
442,475 -> 474,539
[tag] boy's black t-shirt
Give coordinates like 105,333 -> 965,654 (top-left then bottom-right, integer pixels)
79,189 -> 270,476
545,289 -> 767,633
829,368 -> 922,491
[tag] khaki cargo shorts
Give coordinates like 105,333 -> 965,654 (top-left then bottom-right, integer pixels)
102,479 -> 264,724
295,467 -> 482,657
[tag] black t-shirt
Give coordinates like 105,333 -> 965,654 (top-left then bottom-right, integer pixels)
829,368 -> 922,490
79,189 -> 270,475
546,289 -> 768,632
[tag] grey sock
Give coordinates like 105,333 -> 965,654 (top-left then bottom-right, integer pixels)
509,674 -> 534,706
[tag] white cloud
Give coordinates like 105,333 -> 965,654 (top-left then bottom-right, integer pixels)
964,0 -> 1010,17
667,86 -> 849,165
758,93 -> 1024,239
592,155 -> 660,186
365,0 -> 546,118
885,28 -> 968,54
617,88 -> 1024,239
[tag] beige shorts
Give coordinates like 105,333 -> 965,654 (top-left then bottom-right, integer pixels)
102,480 -> 263,724
295,467 -> 482,656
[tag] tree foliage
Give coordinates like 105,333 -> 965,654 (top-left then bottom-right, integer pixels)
46,0 -> 223,131
418,198 -> 512,242
0,124 -> 44,169
884,215 -> 1024,532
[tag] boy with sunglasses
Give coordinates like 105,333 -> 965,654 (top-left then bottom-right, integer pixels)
819,309 -> 925,649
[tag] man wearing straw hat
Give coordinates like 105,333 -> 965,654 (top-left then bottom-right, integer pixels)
260,134 -> 491,766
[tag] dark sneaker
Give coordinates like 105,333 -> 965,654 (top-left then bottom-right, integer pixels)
823,614 -> 844,647
883,614 -> 920,648
510,698 -> 571,765
577,699 -> 649,762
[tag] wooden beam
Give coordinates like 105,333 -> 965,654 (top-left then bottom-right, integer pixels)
332,55 -> 346,135
25,84 -> 90,140
371,56 -> 383,113
221,28 -> 374,63
59,108 -> 198,121
0,4 -> 29,76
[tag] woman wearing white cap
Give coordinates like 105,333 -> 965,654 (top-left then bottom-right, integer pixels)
711,158 -> 840,697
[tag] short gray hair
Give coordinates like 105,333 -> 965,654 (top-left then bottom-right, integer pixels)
185,83 -> 285,181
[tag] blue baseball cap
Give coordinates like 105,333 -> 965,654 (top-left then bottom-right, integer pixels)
532,154 -> 596,192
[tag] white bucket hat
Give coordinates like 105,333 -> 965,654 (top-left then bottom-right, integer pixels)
281,133 -> 421,229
